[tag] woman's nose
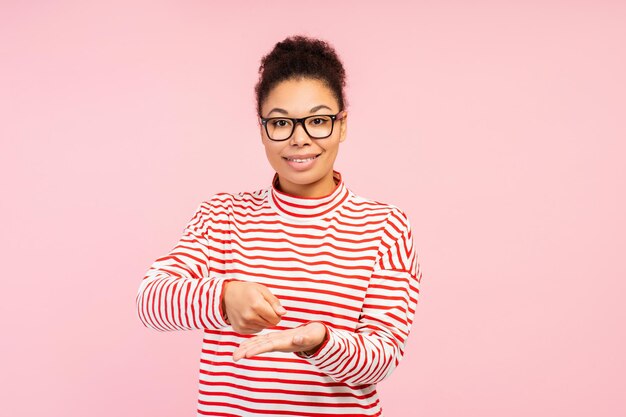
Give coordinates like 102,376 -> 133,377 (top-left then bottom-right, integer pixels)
290,122 -> 312,145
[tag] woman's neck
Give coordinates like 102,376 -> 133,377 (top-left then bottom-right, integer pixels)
276,170 -> 338,198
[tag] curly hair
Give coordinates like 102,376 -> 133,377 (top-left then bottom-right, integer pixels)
254,34 -> 348,117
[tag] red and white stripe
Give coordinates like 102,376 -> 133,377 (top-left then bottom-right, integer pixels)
136,170 -> 422,416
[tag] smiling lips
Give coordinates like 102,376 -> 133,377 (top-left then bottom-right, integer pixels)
282,153 -> 321,170
283,153 -> 321,162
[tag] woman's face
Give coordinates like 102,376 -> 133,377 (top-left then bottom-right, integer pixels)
259,77 -> 347,197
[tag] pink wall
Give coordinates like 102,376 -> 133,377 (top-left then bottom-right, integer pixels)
1,1 -> 624,416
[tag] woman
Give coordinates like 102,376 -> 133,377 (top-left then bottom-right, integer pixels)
136,34 -> 422,417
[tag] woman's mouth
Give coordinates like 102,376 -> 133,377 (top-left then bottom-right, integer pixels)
283,154 -> 321,163
282,153 -> 321,170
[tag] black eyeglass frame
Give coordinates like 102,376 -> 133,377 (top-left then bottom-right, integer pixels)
258,110 -> 346,141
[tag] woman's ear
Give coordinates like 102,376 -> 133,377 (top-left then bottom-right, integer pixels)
259,119 -> 265,142
339,111 -> 348,143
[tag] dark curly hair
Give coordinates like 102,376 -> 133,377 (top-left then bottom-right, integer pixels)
254,34 -> 348,117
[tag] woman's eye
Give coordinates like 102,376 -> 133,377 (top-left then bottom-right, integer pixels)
272,119 -> 290,127
311,118 -> 326,125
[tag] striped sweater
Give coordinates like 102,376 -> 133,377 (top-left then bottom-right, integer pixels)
136,169 -> 422,416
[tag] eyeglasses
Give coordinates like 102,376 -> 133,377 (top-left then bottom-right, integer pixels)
259,110 -> 346,141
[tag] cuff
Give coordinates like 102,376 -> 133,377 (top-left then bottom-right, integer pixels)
211,277 -> 237,328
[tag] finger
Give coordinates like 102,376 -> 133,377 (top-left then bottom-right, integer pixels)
234,331 -> 292,361
233,336 -> 274,361
238,336 -> 272,354
259,286 -> 287,316
238,333 -> 269,350
236,312 -> 274,332
240,335 -> 285,359
246,295 -> 282,327
243,339 -> 276,358
254,303 -> 283,327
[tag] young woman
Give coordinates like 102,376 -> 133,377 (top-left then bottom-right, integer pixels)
137,34 -> 422,417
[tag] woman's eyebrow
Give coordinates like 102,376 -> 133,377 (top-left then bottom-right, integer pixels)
267,104 -> 333,116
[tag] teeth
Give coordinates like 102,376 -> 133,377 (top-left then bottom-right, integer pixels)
287,155 -> 317,162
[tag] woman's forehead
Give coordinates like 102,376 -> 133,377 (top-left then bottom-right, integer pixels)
263,79 -> 338,114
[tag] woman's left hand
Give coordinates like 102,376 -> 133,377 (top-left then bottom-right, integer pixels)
233,321 -> 327,362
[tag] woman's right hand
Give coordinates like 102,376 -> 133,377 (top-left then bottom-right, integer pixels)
222,280 -> 287,334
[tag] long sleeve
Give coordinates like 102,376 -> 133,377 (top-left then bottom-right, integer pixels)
136,199 -> 233,332
294,208 -> 422,385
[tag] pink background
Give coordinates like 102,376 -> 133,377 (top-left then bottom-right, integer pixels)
1,1 -> 625,416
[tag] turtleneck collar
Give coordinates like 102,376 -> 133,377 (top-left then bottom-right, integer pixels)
268,170 -> 351,222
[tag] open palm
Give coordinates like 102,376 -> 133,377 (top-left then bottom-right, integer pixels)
233,321 -> 327,362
